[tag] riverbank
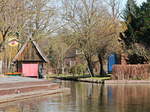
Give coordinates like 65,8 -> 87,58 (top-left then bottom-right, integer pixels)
48,74 -> 150,84
48,74 -> 111,84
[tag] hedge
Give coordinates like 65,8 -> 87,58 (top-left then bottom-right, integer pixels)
112,64 -> 150,80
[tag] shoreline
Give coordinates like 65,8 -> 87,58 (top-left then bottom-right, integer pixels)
0,77 -> 70,104
50,77 -> 150,84
0,88 -> 70,104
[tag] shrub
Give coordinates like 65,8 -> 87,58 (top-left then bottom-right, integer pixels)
70,64 -> 86,75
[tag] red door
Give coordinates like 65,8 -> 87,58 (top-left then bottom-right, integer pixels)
22,64 -> 38,77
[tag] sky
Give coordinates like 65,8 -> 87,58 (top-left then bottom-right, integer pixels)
122,0 -> 147,8
51,0 -> 147,11
136,0 -> 147,5
119,0 -> 147,18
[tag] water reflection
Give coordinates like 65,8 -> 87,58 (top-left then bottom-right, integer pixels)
1,81 -> 150,112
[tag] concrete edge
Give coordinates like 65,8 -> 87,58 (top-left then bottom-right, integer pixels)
0,88 -> 70,104
0,83 -> 58,91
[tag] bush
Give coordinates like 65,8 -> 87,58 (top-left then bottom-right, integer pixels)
70,64 -> 86,75
112,64 -> 150,80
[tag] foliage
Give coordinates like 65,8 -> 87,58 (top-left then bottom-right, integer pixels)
0,0 -> 59,72
70,64 -> 86,75
47,33 -> 72,74
136,0 -> 150,46
121,0 -> 150,64
2,0 -> 150,75
61,0 -> 121,76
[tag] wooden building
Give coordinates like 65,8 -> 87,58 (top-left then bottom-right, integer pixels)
13,39 -> 49,78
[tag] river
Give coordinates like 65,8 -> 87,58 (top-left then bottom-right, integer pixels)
0,80 -> 150,112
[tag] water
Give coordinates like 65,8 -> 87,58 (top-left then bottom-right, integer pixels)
0,81 -> 150,112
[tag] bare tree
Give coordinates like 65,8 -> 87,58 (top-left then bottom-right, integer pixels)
94,20 -> 121,75
0,0 -> 58,48
104,0 -> 122,19
94,0 -> 122,75
25,0 -> 57,41
61,0 -> 106,76
0,0 -> 58,72
61,0 -> 122,76
0,0 -> 27,51
47,32 -> 72,74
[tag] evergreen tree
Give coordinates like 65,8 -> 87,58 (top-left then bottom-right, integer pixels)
136,0 -> 150,46
121,0 -> 150,64
122,0 -> 139,47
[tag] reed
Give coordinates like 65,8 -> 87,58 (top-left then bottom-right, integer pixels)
112,64 -> 150,80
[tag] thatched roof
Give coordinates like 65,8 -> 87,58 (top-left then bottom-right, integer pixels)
13,38 -> 49,63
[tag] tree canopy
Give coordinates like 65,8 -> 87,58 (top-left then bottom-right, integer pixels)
121,0 -> 150,64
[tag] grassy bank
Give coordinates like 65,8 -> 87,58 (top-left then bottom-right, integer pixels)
46,74 -> 111,83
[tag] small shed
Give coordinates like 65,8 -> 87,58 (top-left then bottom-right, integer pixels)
13,39 -> 49,78
108,53 -> 120,73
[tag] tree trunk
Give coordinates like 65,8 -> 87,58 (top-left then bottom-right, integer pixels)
85,56 -> 94,77
61,63 -> 65,74
98,54 -> 106,76
62,67 -> 65,74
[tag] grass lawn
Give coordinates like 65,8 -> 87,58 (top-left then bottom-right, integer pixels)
47,74 -> 111,81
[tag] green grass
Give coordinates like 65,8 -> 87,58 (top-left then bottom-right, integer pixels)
47,73 -> 89,78
47,74 -> 111,81
47,74 -> 73,78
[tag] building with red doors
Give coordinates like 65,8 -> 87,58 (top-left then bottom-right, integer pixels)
13,38 -> 49,78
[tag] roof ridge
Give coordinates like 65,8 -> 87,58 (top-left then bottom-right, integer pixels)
13,39 -> 49,63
